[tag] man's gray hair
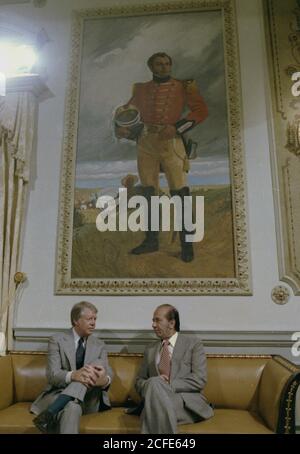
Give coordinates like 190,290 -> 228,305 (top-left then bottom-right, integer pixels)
71,301 -> 98,326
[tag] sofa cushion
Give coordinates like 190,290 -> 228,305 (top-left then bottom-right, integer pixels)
204,358 -> 267,410
80,408 -> 141,434
0,402 -> 39,434
80,408 -> 272,434
0,404 -> 273,434
0,403 -> 141,435
179,409 -> 273,434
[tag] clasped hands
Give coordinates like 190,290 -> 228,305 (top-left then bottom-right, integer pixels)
71,364 -> 109,388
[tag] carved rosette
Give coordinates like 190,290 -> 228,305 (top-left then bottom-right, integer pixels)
271,285 -> 290,305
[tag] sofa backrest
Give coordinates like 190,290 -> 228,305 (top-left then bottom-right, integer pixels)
0,356 -> 14,410
10,353 -> 143,405
10,353 -> 269,410
205,357 -> 268,410
108,355 -> 142,405
11,354 -> 48,402
257,357 -> 294,431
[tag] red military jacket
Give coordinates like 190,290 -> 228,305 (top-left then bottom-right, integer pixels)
127,78 -> 208,127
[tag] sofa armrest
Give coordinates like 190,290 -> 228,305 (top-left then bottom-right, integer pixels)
258,356 -> 300,434
0,355 -> 14,410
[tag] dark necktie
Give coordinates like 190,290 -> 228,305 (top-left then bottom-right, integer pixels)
76,337 -> 85,369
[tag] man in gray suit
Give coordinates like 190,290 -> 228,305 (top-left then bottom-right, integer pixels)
135,304 -> 213,433
31,301 -> 113,434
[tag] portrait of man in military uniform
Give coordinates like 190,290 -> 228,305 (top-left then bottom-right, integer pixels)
115,52 -> 209,263
57,4 -> 249,293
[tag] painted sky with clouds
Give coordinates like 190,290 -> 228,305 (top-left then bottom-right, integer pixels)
75,10 -> 230,188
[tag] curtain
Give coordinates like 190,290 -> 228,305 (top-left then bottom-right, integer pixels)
0,87 -> 37,354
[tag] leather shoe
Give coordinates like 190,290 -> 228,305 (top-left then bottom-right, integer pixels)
33,410 -> 56,433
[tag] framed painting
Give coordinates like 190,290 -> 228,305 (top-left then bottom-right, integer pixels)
55,0 -> 251,295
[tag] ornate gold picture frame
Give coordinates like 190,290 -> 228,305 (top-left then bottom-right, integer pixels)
55,0 -> 251,295
264,0 -> 300,295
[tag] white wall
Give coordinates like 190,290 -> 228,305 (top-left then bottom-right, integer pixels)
1,0 -> 299,345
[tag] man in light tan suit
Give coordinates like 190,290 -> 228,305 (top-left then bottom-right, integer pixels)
135,304 -> 213,434
31,301 -> 112,434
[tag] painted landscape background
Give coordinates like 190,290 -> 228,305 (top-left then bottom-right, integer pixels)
72,185 -> 235,278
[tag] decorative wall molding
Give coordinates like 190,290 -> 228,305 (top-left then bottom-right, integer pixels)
0,1 -> 46,6
264,0 -> 300,294
0,1 -> 30,5
13,328 -> 300,363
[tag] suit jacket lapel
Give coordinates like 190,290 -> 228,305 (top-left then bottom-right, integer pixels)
62,329 -> 76,370
170,334 -> 186,380
84,335 -> 97,365
149,341 -> 161,376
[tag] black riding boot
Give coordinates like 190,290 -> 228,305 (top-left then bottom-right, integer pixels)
170,186 -> 194,263
131,186 -> 159,255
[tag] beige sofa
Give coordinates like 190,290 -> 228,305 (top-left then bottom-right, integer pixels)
0,352 -> 299,434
